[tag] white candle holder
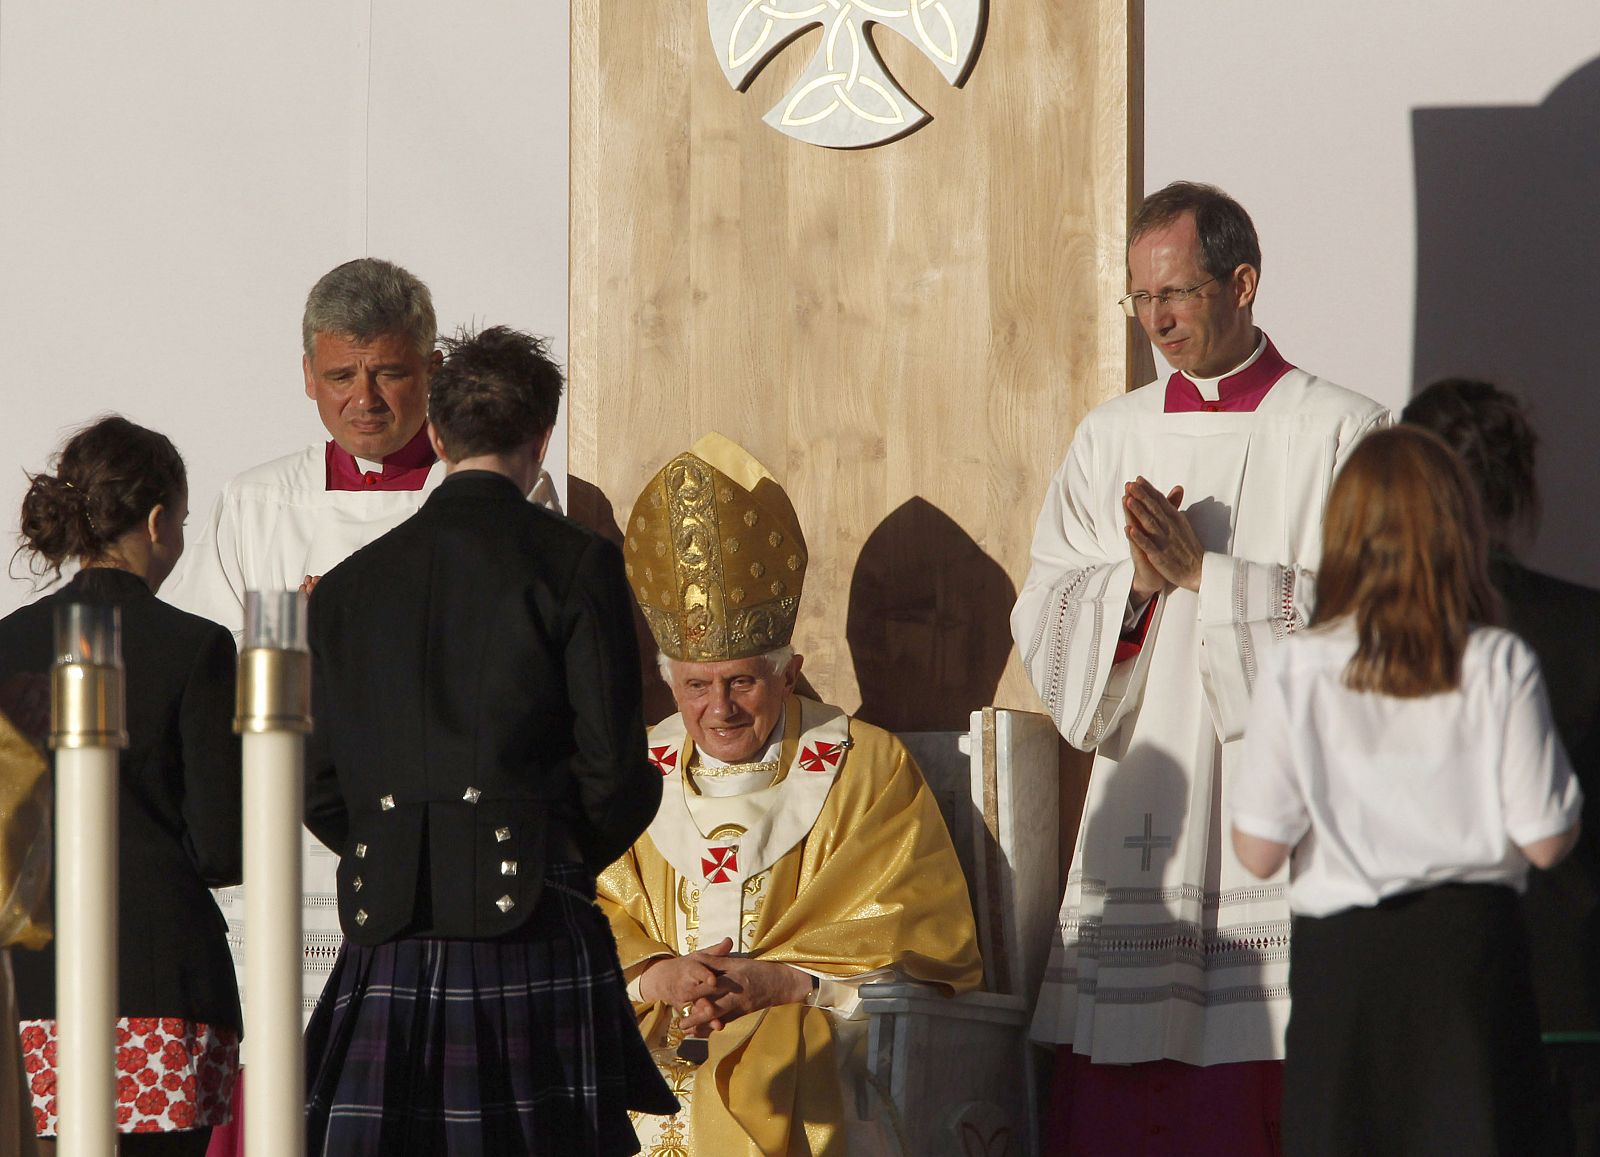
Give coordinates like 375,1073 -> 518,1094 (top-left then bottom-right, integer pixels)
236,590 -> 311,1157
50,602 -> 125,1157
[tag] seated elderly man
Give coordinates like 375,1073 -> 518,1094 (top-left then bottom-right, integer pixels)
597,433 -> 981,1157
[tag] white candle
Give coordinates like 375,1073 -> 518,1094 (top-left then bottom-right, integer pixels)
237,591 -> 311,1157
242,729 -> 305,1157
50,603 -> 126,1157
54,745 -> 118,1157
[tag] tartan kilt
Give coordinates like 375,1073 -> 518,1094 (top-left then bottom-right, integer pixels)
304,863 -> 676,1157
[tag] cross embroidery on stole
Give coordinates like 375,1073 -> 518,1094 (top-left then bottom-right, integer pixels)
702,845 -> 739,884
798,740 -> 848,772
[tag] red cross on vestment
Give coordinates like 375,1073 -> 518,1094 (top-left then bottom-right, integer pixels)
648,746 -> 678,775
799,741 -> 843,772
702,845 -> 739,884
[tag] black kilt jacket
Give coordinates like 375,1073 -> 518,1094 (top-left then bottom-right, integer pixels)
303,470 -> 661,946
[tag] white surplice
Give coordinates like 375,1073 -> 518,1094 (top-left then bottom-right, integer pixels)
1012,368 -> 1387,1065
163,445 -> 448,643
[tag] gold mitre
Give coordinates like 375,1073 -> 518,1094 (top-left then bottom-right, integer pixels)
625,433 -> 808,663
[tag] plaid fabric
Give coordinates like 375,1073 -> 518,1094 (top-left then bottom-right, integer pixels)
305,864 -> 675,1157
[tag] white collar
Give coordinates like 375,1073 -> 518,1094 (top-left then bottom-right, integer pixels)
1184,332 -> 1266,401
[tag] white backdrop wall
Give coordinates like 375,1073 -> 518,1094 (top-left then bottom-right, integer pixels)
6,4 -> 1597,616
0,0 -> 569,619
1145,1 -> 1600,587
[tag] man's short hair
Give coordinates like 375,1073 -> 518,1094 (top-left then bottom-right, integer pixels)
1401,378 -> 1539,545
1129,181 -> 1262,282
302,257 -> 437,359
428,325 -> 563,460
657,645 -> 795,684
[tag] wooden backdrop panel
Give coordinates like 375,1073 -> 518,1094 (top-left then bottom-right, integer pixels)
572,0 -> 1144,729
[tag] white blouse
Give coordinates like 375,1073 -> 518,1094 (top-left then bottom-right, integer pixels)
1231,622 -> 1581,918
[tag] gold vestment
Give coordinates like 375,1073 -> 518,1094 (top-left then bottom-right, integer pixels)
598,700 -> 981,1156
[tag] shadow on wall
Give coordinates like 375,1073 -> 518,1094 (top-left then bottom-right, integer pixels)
846,496 -> 1015,732
1412,53 -> 1600,588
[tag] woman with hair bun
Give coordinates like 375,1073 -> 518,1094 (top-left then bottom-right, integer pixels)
1229,425 -> 1581,1155
0,415 -> 242,1155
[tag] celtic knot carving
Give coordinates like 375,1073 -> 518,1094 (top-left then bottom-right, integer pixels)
708,0 -> 986,148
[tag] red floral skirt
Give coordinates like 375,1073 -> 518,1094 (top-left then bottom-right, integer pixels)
17,1016 -> 239,1137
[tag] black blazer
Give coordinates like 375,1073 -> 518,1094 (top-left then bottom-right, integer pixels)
1494,554 -> 1600,1032
304,471 -> 661,946
0,568 -> 242,1033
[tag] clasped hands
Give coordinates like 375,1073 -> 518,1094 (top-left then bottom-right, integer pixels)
637,937 -> 814,1038
1123,476 -> 1203,601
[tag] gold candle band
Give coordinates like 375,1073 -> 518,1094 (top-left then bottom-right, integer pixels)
49,663 -> 128,750
234,649 -> 313,735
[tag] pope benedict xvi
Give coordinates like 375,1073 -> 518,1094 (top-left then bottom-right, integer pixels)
597,434 -> 982,1157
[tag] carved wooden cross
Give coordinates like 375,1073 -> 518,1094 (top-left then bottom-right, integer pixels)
708,0 -> 987,148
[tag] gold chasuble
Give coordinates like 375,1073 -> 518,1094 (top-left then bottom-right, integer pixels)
0,708 -> 49,950
598,697 -> 981,1156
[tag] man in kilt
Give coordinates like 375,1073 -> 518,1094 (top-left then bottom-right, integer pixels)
301,324 -> 677,1155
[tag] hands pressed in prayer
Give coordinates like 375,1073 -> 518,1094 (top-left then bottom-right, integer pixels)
656,936 -> 815,1037
1124,477 -> 1203,595
1128,534 -> 1169,605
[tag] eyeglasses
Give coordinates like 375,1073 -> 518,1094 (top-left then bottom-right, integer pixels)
1117,278 -> 1216,317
